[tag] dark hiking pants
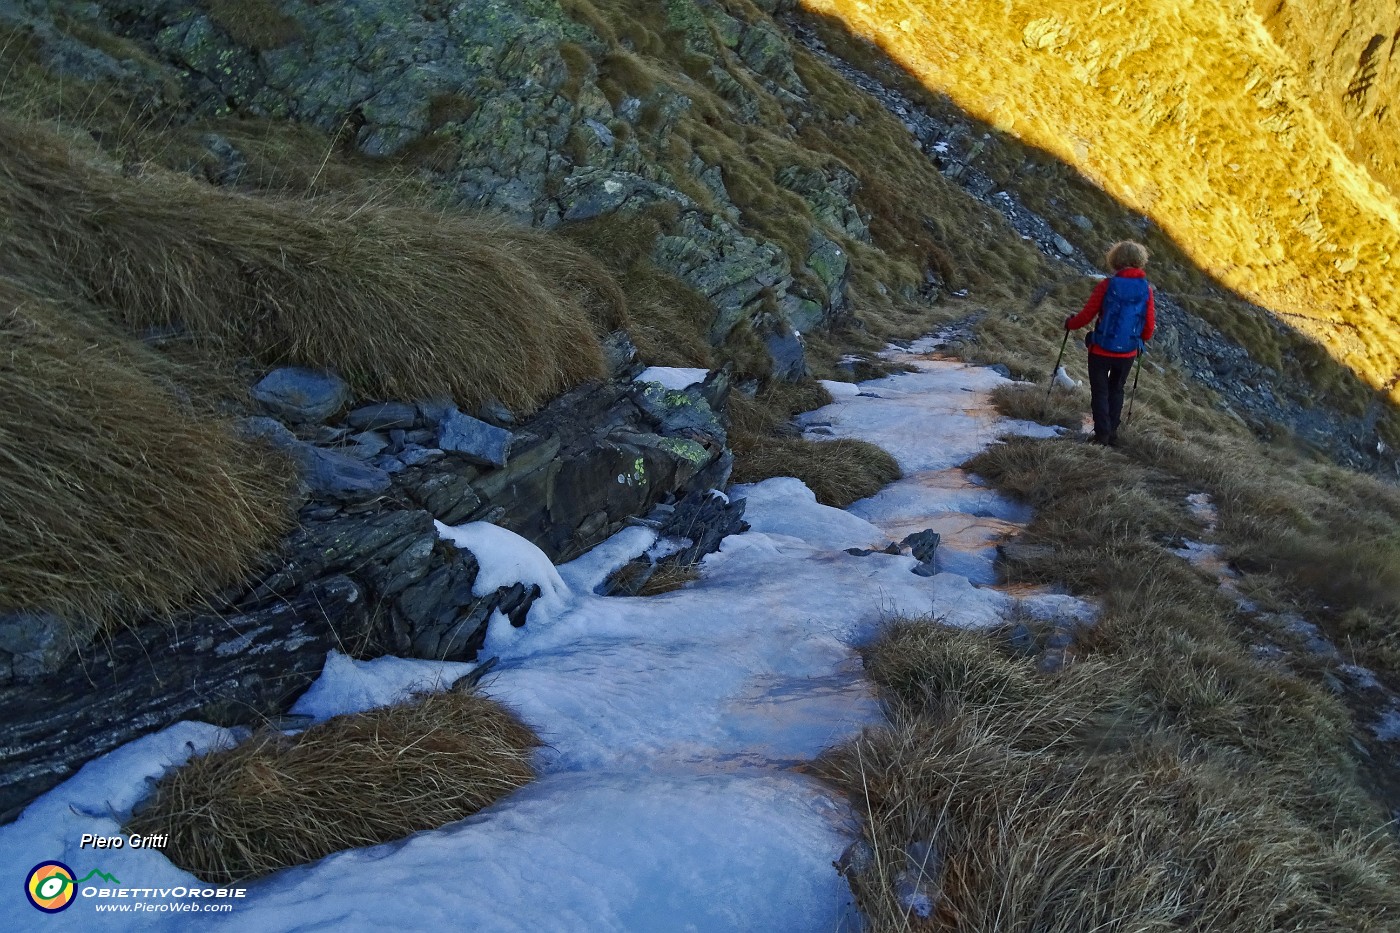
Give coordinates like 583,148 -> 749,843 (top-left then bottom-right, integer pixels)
1087,353 -> 1134,440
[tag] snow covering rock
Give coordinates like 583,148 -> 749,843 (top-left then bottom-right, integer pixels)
292,653 -> 479,721
636,366 -> 710,390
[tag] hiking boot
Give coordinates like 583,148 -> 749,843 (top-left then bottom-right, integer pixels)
1090,432 -> 1111,445
1107,431 -> 1119,446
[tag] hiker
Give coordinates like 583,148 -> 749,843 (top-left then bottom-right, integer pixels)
1064,241 -> 1155,445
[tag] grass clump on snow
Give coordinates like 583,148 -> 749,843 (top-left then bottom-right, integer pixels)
0,280 -> 291,638
820,624 -> 1400,932
126,689 -> 540,885
988,381 -> 1084,431
0,117 -> 623,415
821,426 -> 1400,928
729,379 -> 902,509
731,434 -> 900,509
637,560 -> 701,596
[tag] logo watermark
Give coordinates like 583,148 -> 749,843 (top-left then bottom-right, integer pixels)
24,853 -> 246,915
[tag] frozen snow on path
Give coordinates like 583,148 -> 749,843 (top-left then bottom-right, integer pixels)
1,357 -> 1092,932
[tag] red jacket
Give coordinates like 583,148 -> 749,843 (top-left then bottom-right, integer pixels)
1064,268 -> 1155,358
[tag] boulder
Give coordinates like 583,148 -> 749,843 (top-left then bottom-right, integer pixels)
0,612 -> 70,680
251,367 -> 351,423
0,575 -> 372,824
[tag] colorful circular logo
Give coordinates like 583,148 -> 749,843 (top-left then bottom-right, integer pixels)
26,861 -> 77,913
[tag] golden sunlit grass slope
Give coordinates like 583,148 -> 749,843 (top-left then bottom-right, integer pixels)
1255,0 -> 1400,199
803,0 -> 1400,402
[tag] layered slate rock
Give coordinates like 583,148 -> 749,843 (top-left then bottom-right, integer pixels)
0,576 -> 372,824
1,356 -> 736,821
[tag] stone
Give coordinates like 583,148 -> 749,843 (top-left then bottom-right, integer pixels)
239,416 -> 298,448
602,330 -> 640,376
476,398 -> 516,427
344,431 -> 389,458
805,229 -> 850,310
633,383 -> 727,443
1005,622 -> 1038,657
438,408 -> 514,468
1071,214 -> 1094,231
251,367 -> 350,423
399,445 -> 446,467
0,612 -> 72,680
371,454 -> 408,474
1052,234 -> 1075,256
416,398 -> 455,427
902,529 -> 942,564
658,490 -> 748,565
200,132 -> 247,186
345,401 -> 418,431
293,445 -> 392,501
415,472 -> 484,525
762,320 -> 809,380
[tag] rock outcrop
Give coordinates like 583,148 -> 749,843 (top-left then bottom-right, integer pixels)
62,0 -> 879,378
0,341 -> 738,821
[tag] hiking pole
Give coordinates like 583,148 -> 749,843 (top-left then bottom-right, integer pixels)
1125,352 -> 1144,426
1042,329 -> 1070,418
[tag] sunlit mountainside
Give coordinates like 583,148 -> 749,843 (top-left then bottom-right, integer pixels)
806,0 -> 1400,402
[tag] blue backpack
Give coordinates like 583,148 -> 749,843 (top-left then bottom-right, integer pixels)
1090,276 -> 1150,354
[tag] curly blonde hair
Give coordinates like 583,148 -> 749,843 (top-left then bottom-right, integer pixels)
1106,240 -> 1149,270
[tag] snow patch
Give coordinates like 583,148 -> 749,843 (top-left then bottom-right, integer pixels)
290,653 -> 479,721
819,379 -> 862,397
635,366 -> 709,390
435,520 -> 571,612
557,524 -> 657,593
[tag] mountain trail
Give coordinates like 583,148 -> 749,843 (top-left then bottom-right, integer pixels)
0,342 -> 1095,931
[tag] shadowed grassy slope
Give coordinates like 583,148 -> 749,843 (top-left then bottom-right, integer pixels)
0,280 -> 292,637
0,118 -> 621,414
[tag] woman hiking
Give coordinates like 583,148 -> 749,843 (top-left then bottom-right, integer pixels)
1064,240 -> 1155,446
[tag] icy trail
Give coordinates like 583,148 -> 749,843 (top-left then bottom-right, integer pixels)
1,349 -> 1092,932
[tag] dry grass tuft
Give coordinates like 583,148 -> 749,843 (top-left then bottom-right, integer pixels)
0,117 -> 621,414
988,381 -> 1084,430
637,560 -> 701,595
0,280 -> 291,636
727,376 -> 901,507
126,689 -> 540,885
821,621 -> 1400,932
731,434 -> 900,508
202,0 -> 304,49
